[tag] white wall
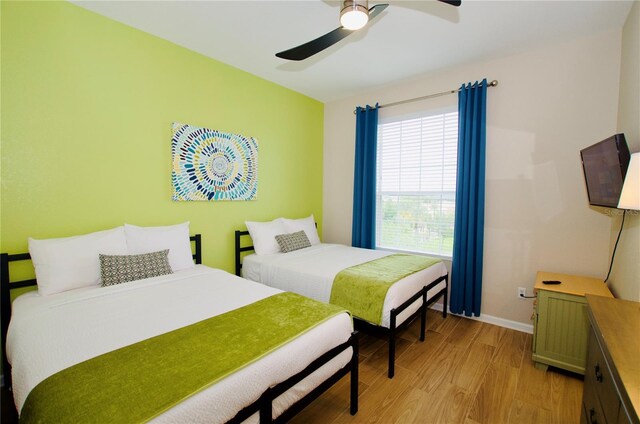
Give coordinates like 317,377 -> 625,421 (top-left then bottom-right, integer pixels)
323,29 -> 622,325
610,1 -> 640,301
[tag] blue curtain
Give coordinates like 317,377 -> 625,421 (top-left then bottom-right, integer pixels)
451,79 -> 488,317
352,104 -> 379,249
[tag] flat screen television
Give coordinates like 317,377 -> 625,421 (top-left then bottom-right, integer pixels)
580,133 -> 630,208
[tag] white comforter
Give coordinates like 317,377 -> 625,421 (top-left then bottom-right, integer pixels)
242,244 -> 448,328
7,265 -> 353,423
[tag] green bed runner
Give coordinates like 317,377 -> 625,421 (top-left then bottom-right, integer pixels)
20,292 -> 348,424
330,254 -> 441,325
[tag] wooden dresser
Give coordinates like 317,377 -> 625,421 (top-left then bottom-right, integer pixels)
532,271 -> 613,374
581,295 -> 639,424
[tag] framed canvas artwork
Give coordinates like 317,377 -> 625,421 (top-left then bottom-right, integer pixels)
171,122 -> 258,201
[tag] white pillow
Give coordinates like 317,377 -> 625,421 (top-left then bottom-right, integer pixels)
283,215 -> 321,245
124,222 -> 194,272
245,218 -> 287,255
29,227 -> 128,296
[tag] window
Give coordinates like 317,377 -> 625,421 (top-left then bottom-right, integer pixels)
376,110 -> 458,257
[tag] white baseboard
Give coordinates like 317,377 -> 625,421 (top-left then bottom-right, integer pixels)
430,303 -> 534,334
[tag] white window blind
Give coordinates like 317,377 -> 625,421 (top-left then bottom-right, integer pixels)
376,110 -> 458,257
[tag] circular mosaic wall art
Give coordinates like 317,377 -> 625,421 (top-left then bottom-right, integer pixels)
171,122 -> 258,201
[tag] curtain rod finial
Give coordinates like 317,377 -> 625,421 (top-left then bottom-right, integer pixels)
489,80 -> 498,87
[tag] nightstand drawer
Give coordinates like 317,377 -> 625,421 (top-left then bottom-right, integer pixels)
533,290 -> 589,373
532,272 -> 612,375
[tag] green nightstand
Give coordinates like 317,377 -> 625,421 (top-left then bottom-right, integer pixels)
532,271 -> 613,375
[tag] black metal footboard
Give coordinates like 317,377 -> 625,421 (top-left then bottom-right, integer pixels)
228,331 -> 359,423
354,273 -> 448,378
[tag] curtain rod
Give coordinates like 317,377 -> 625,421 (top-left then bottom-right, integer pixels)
353,79 -> 498,114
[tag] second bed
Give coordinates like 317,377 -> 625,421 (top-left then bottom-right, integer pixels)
235,235 -> 448,378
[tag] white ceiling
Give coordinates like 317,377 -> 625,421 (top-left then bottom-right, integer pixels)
72,0 -> 633,103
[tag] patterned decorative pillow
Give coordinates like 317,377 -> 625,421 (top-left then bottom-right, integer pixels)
275,231 -> 311,253
100,249 -> 172,287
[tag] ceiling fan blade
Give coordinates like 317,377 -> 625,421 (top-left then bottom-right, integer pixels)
438,0 -> 462,6
275,26 -> 351,61
368,3 -> 389,20
275,3 -> 389,61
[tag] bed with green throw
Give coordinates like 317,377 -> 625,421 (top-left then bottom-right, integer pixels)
3,263 -> 357,423
235,238 -> 449,379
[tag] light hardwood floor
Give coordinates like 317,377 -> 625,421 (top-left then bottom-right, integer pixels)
292,309 -> 584,424
0,310 -> 583,424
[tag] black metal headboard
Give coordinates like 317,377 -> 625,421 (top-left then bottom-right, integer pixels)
234,230 -> 255,277
235,223 -> 318,277
0,234 -> 202,390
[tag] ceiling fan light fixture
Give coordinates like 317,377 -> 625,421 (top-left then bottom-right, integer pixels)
340,1 -> 369,31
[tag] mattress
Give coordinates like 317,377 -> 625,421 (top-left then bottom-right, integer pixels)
242,244 -> 448,328
6,265 -> 353,423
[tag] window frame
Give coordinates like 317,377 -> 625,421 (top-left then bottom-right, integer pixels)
375,106 -> 458,259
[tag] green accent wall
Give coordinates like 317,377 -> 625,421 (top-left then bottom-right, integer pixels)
1,1 -> 324,274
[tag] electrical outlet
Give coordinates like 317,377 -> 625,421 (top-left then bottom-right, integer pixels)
518,287 -> 527,299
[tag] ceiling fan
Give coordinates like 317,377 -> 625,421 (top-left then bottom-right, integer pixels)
275,0 -> 462,61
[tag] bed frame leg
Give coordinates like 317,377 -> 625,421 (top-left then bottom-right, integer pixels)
443,275 -> 449,318
259,389 -> 273,423
350,331 -> 359,415
420,288 -> 427,342
1,253 -> 13,391
388,311 -> 396,379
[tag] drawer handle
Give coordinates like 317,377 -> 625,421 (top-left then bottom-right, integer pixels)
594,364 -> 603,383
589,408 -> 598,424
